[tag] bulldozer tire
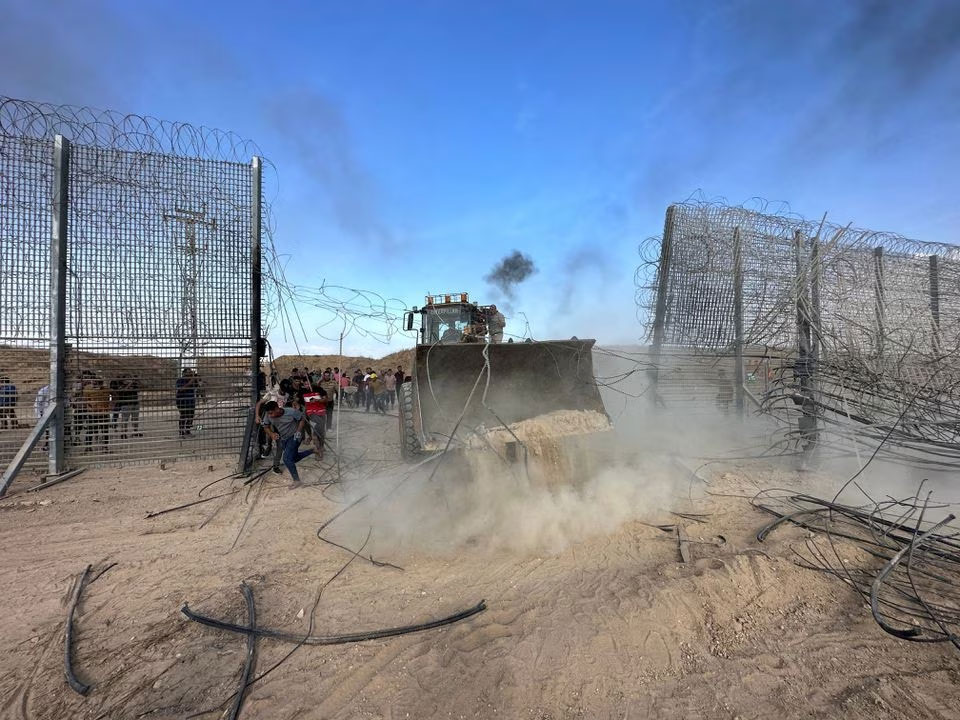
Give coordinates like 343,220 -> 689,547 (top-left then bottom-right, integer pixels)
398,382 -> 422,460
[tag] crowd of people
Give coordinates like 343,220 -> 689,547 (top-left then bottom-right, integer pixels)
2,359 -> 413,474
0,372 -> 145,451
0,369 -> 209,454
253,364 -> 410,486
69,371 -> 154,452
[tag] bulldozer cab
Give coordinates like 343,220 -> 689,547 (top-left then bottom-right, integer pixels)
399,293 -> 610,458
404,294 -> 482,345
423,303 -> 474,345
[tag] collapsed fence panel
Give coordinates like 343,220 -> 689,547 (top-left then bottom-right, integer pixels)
0,97 -> 267,481
637,200 -> 960,462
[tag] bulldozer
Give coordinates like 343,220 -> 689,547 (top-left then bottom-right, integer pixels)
398,293 -> 610,467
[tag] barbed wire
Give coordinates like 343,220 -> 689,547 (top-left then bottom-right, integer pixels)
271,278 -> 409,347
0,95 -> 292,343
0,96 -> 262,162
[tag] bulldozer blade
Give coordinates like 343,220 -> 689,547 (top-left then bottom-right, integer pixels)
412,339 -> 607,446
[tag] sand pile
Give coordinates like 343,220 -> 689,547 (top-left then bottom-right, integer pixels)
472,409 -> 610,451
468,409 -> 612,487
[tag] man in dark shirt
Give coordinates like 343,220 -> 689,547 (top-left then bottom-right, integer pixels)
110,374 -> 141,440
175,369 -> 199,437
352,370 -> 364,408
394,366 -> 405,405
262,401 -> 312,486
0,376 -> 17,430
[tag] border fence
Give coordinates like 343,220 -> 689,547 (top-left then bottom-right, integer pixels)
0,98 -> 264,492
637,200 -> 960,464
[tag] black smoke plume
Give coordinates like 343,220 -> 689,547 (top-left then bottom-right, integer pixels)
484,250 -> 537,299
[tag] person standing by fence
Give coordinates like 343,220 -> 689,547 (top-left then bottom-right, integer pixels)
352,369 -> 364,408
34,383 -> 50,451
82,377 -> 111,452
0,376 -> 17,430
70,371 -> 93,445
338,370 -> 351,406
394,366 -> 405,404
175,368 -> 200,437
110,373 -> 141,440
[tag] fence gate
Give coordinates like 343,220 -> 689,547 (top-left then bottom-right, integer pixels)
0,98 -> 263,486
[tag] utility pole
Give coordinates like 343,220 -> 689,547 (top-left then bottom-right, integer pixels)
164,207 -> 217,371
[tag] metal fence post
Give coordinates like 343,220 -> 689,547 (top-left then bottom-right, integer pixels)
732,226 -> 745,416
250,157 -> 262,409
50,135 -> 70,475
794,230 -> 816,451
929,255 -> 941,356
873,247 -> 885,358
794,231 -> 811,362
238,156 -> 262,473
810,234 -> 822,364
651,205 -> 676,355
649,205 -> 676,404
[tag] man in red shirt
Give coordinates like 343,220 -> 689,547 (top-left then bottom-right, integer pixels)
319,370 -> 339,430
301,386 -> 328,459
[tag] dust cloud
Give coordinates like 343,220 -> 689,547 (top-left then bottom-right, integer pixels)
332,451 -> 681,558
327,352 -> 766,558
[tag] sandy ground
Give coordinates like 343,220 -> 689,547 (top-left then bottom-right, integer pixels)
1,409 -> 959,720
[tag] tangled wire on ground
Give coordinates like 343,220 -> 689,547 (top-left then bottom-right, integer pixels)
754,484 -> 960,650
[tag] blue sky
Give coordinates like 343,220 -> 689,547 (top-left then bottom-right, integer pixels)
4,1 -> 959,356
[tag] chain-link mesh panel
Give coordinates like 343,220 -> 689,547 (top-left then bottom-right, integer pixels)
0,135 -> 52,471
0,97 -> 263,475
63,145 -> 253,466
640,201 -> 960,356
655,204 -> 799,351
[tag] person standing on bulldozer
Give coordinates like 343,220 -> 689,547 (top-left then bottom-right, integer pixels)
487,305 -> 506,343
